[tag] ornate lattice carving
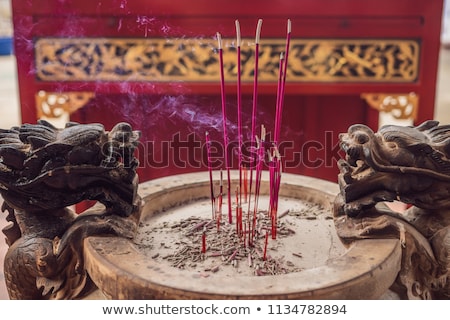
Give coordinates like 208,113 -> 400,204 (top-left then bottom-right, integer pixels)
35,38 -> 419,82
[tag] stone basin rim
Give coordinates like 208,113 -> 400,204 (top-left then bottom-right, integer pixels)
84,171 -> 402,299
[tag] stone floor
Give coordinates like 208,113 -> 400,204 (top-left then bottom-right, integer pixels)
0,45 -> 450,299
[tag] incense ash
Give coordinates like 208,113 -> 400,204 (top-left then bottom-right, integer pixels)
134,196 -> 337,278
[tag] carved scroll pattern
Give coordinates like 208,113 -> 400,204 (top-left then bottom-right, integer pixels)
35,38 -> 419,83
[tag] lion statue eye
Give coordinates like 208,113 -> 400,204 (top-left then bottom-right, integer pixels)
354,132 -> 369,144
387,142 -> 397,149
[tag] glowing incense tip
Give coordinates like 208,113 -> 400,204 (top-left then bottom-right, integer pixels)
216,32 -> 222,49
235,20 -> 241,47
287,18 -> 292,34
255,19 -> 263,44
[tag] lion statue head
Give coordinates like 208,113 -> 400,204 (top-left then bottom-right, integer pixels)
338,120 -> 450,216
0,119 -> 140,216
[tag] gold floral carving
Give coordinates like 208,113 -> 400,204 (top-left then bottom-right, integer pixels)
361,92 -> 419,120
35,91 -> 95,119
35,38 -> 419,83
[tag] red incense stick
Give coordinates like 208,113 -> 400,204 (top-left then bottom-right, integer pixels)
243,222 -> 247,248
251,19 -> 263,146
270,149 -> 282,239
235,19 -> 243,208
235,204 -> 240,235
274,52 -> 285,144
274,19 -> 291,144
268,150 -> 275,218
263,230 -> 269,261
247,18 -> 263,223
216,32 -> 233,224
235,187 -> 240,234
205,131 -> 215,218
281,19 -> 291,101
253,125 -> 266,214
201,228 -> 207,253
251,125 -> 266,244
243,166 -> 248,201
219,168 -> 223,212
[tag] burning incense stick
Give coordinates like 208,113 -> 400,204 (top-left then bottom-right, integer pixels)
210,19 -> 289,247
251,19 -> 263,143
205,131 -> 215,218
235,20 -> 243,207
217,32 -> 233,224
274,19 -> 291,144
247,18 -> 263,226
282,19 -> 291,95
274,52 -> 285,145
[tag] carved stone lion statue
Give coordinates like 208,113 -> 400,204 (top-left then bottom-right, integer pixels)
334,120 -> 450,299
0,120 -> 141,299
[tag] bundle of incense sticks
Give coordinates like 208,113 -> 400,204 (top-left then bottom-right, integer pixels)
207,18 -> 290,245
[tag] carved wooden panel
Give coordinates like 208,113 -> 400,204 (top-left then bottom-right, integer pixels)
35,38 -> 420,83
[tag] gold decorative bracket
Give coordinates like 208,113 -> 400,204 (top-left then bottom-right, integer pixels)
361,92 -> 419,121
35,91 -> 95,119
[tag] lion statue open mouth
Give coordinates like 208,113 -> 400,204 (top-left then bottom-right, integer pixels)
334,120 -> 450,300
338,120 -> 450,217
0,120 -> 141,299
0,120 -> 140,215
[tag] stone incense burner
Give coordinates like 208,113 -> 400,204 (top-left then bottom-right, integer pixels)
0,120 -> 448,299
